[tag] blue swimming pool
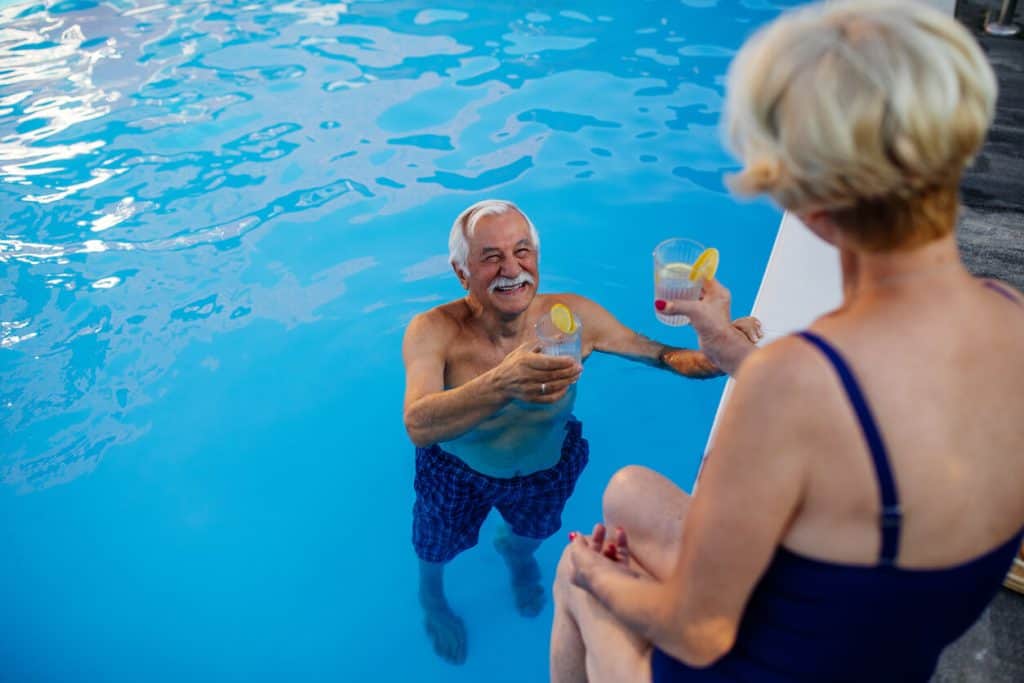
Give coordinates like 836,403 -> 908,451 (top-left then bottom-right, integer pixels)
1,1 -> 796,680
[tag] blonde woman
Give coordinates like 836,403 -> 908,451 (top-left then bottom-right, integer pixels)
550,1 -> 1024,681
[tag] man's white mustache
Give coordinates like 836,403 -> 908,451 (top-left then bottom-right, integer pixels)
489,273 -> 535,293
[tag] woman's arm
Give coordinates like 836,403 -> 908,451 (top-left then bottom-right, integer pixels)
653,339 -> 820,664
568,338 -> 821,666
658,278 -> 758,376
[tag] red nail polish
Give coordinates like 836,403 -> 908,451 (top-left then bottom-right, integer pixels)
655,300 -> 667,311
568,532 -> 577,542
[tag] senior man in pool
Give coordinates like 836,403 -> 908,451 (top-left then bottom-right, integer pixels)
402,199 -> 761,664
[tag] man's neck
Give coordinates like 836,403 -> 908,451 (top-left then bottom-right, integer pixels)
464,295 -> 534,346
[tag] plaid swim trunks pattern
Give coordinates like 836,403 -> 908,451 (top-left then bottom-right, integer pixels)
412,418 -> 589,563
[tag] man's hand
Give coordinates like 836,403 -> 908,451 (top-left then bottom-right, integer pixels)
492,343 -> 582,404
731,316 -> 764,344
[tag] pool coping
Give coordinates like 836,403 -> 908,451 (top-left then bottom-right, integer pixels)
702,211 -> 842,471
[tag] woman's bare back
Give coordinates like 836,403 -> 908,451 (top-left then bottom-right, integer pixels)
781,275 -> 1024,568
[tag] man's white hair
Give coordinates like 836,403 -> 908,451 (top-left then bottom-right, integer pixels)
448,199 -> 540,276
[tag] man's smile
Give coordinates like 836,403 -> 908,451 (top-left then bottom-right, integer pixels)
489,273 -> 535,296
494,281 -> 530,295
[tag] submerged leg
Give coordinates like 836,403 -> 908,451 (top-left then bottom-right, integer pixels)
419,560 -> 467,664
494,523 -> 545,617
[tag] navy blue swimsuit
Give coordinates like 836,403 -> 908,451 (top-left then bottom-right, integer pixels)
652,323 -> 1023,682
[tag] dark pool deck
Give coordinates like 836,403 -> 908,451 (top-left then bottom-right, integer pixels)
933,2 -> 1024,681
957,1 -> 1024,290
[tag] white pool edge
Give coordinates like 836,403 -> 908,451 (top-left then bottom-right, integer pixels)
700,212 -> 843,477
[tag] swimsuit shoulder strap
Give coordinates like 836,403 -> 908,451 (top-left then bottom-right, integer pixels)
981,279 -> 1024,307
796,331 -> 902,566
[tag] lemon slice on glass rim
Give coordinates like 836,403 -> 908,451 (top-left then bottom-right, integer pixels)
550,303 -> 577,334
689,247 -> 720,282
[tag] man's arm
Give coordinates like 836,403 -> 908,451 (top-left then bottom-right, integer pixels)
659,346 -> 724,379
402,312 -> 510,447
402,311 -> 581,447
564,295 -> 740,379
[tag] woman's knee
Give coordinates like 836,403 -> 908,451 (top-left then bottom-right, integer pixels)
602,465 -> 661,526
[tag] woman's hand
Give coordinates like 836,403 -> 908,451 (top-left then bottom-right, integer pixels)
566,523 -> 641,595
657,278 -> 733,340
564,522 -> 677,646
656,279 -> 761,375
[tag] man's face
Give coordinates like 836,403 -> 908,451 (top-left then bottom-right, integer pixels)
459,210 -> 539,317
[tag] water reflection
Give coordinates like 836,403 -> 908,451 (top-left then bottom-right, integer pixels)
1,0 -> 778,496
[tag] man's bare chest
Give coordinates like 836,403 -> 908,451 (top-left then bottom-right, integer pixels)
443,342 -> 512,389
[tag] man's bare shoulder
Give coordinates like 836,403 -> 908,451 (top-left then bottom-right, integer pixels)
538,292 -> 598,311
405,299 -> 468,345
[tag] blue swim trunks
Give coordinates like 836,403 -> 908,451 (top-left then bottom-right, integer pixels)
413,418 -> 589,563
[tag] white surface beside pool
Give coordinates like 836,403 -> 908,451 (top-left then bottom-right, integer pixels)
748,212 -> 843,345
701,212 -> 842,468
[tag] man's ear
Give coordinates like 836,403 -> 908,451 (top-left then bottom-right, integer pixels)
452,262 -> 470,290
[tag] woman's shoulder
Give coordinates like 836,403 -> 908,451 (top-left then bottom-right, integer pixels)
735,332 -> 838,391
978,278 -> 1024,307
724,332 -> 856,438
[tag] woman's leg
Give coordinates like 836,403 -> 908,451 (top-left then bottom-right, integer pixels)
602,465 -> 691,580
551,466 -> 691,683
551,558 -> 653,683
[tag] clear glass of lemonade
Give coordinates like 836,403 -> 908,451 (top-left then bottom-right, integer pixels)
654,238 -> 705,326
535,311 -> 583,364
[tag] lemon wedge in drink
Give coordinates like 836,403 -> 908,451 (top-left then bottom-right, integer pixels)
550,303 -> 577,334
689,247 -> 719,282
659,262 -> 692,280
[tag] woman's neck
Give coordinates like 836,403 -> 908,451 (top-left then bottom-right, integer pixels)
839,235 -> 969,303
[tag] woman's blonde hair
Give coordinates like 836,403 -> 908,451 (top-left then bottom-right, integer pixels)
724,0 -> 996,250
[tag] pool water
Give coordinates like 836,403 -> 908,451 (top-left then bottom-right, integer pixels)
0,1 -> 796,680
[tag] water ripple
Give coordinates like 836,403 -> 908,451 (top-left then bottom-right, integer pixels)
0,0 -> 791,491
417,155 -> 533,191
